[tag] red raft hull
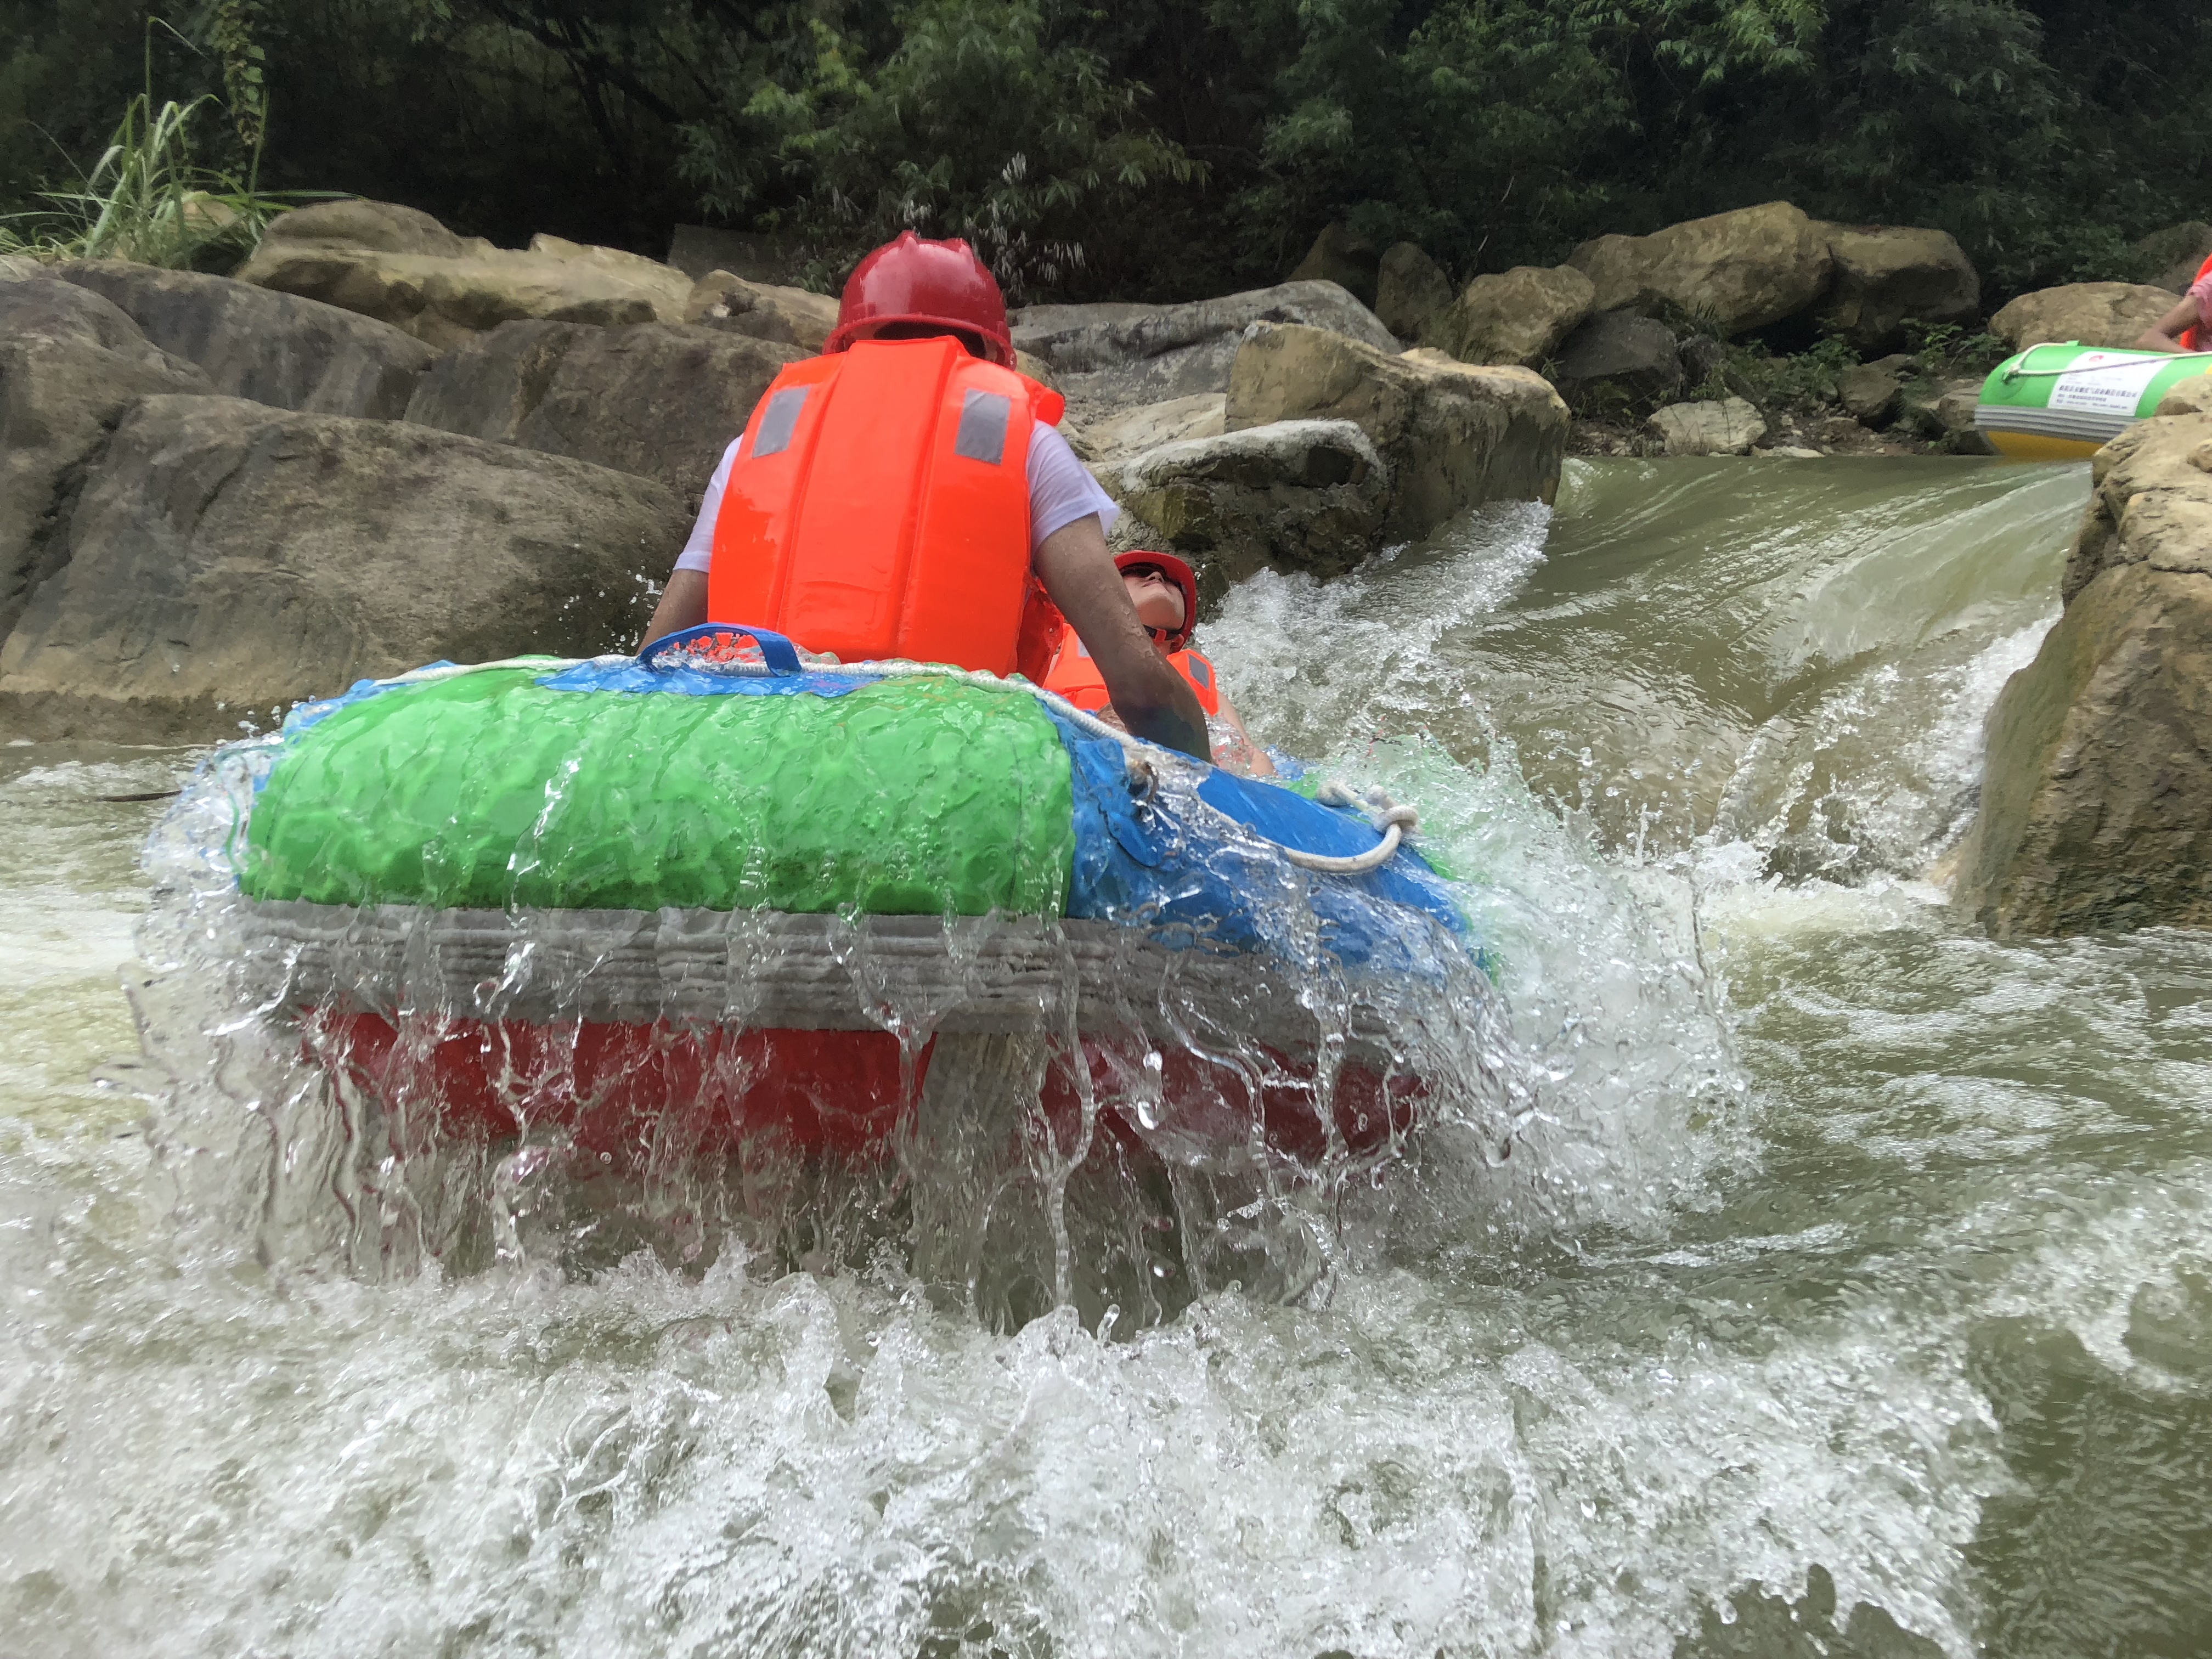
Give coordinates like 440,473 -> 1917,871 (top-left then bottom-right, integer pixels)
318,1013 -> 1418,1167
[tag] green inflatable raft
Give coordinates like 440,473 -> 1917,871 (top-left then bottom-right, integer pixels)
1975,342 -> 2212,460
216,624 -> 1487,1164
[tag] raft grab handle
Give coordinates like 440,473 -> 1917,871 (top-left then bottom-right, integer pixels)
639,622 -> 804,676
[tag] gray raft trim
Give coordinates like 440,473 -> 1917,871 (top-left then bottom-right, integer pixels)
1974,404 -> 2136,442
238,900 -> 1392,1054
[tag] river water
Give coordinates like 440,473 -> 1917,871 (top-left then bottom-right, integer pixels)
4,457 -> 2209,1659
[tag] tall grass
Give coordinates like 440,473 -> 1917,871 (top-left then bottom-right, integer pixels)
1,89 -> 304,269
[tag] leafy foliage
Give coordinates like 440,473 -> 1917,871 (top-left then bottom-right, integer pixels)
1,0 -> 2207,302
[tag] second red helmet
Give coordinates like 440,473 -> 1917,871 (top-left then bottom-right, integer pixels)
826,230 -> 1014,366
1115,550 -> 1200,648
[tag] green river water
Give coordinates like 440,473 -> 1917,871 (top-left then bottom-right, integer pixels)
3,456 -> 2208,1659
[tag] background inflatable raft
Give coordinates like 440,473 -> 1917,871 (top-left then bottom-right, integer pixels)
218,625 -> 1488,1170
1975,342 -> 2212,460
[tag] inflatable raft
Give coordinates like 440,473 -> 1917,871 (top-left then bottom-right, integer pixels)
223,624 -> 1482,1170
1975,343 -> 2212,460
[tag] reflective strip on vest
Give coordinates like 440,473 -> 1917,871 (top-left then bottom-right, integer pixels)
706,337 -> 1066,675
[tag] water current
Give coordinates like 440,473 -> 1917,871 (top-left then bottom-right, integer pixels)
5,457 -> 2210,1658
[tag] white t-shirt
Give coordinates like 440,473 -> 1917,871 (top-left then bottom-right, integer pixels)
670,421 -> 1116,575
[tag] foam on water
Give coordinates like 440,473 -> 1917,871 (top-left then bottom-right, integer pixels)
8,458 -> 2212,1658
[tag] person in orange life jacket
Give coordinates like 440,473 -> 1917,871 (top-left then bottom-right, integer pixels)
1041,551 -> 1276,777
2135,251 -> 2212,352
636,232 -> 1211,761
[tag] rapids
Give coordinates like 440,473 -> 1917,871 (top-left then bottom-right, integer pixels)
4,456 -> 2210,1658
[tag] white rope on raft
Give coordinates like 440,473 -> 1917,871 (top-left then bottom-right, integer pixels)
2000,343 -> 2212,380
362,649 -> 1420,876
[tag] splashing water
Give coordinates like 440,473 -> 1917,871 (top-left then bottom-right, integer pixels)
7,458 -> 2212,1659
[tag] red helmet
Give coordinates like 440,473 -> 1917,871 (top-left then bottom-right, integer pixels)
1116,550 -> 1199,648
825,230 -> 1014,366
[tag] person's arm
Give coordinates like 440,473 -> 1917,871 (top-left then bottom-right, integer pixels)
1212,689 -> 1277,777
2135,296 -> 2201,352
637,436 -> 740,651
1033,516 -> 1211,761
639,569 -> 708,651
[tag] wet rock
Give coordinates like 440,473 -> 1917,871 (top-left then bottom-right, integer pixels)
403,319 -> 801,501
1227,326 -> 1568,540
682,269 -> 839,352
1989,283 -> 2177,351
0,280 -> 212,648
50,259 -> 436,417
1956,412 -> 2212,935
1011,281 -> 1397,426
1427,264 -> 1595,369
1838,362 -> 1905,424
1082,393 -> 1226,462
1287,223 -> 1380,309
1813,223 -> 1980,353
1646,397 -> 1767,456
1566,202 -> 1833,336
236,198 -> 692,351
0,394 -> 683,741
1374,242 -> 1453,342
1103,419 -> 1387,584
1549,311 -> 1683,413
2128,221 -> 2212,294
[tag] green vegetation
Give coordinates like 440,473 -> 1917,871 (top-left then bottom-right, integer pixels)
2,1 -> 2206,302
0,89 -> 290,267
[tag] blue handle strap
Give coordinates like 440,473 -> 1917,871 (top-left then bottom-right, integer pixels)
639,622 -> 804,676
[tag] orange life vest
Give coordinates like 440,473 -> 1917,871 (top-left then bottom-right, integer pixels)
2182,252 -> 2212,352
1040,625 -> 1221,717
706,336 -> 1066,678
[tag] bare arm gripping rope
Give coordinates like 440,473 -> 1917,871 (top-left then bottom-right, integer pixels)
371,631 -> 1420,877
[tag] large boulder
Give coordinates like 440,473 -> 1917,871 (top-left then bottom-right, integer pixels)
236,198 -> 692,351
1954,413 -> 2212,935
403,320 -> 802,501
1288,224 -> 1380,309
1838,360 -> 1906,424
1989,283 -> 2177,351
1812,224 -> 1980,353
0,396 -> 684,741
1549,311 -> 1684,413
1646,397 -> 1767,456
1426,265 -> 1595,369
51,259 -> 436,417
1226,327 -> 1568,540
1374,243 -> 1453,343
1103,420 -> 1388,585
1011,281 -> 1398,425
1567,202 -> 1833,336
682,269 -> 840,352
0,280 -> 211,645
2128,222 -> 2212,294
1081,394 -> 1227,462
1897,375 -> 1993,452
